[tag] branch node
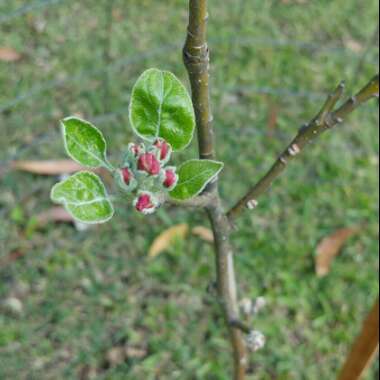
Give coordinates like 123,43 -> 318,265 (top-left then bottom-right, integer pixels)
339,80 -> 346,89
288,143 -> 301,156
299,123 -> 309,133
316,81 -> 345,124
229,319 -> 251,335
246,199 -> 259,210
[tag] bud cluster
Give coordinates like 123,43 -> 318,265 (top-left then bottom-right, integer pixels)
116,138 -> 178,215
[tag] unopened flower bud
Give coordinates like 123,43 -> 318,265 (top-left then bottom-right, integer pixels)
163,168 -> 178,190
115,167 -> 137,193
121,167 -> 133,186
240,298 -> 253,316
252,297 -> 267,315
128,143 -> 143,157
134,192 -> 158,215
246,330 -> 266,352
154,138 -> 172,163
138,153 -> 161,176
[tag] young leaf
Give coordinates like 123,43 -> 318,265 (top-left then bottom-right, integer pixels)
170,160 -> 224,201
129,69 -> 195,151
51,171 -> 114,224
61,117 -> 112,169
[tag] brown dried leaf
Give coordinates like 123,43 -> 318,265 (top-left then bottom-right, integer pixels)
105,347 -> 125,367
125,345 -> 148,359
148,224 -> 189,258
0,47 -> 22,62
345,39 -> 364,53
338,299 -> 379,380
36,207 -> 74,226
192,226 -> 214,243
10,160 -> 114,185
112,8 -> 124,21
11,160 -> 83,175
315,227 -> 360,277
0,251 -> 25,268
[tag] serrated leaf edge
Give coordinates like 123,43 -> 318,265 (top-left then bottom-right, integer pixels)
169,159 -> 224,201
61,116 -> 112,170
129,68 -> 195,151
50,171 -> 114,224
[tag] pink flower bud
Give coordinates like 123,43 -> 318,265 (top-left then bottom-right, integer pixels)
128,143 -> 142,157
134,192 -> 158,215
138,153 -> 161,175
163,168 -> 178,190
154,139 -> 171,162
121,167 -> 133,185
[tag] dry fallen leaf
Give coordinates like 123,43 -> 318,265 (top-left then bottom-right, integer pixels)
11,160 -> 83,175
10,160 -> 114,185
315,227 -> 360,277
36,207 -> 74,226
0,47 -> 22,62
105,347 -> 125,367
192,226 -> 214,243
345,39 -> 364,53
0,250 -> 25,269
125,345 -> 148,359
148,224 -> 189,258
338,299 -> 379,380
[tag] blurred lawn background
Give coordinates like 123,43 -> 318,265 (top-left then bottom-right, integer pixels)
0,0 -> 379,379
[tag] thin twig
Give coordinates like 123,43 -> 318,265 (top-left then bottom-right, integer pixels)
227,74 -> 379,221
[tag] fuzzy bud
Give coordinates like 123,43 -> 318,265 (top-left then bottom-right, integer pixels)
163,168 -> 178,190
128,143 -> 143,157
121,167 -> 133,186
154,138 -> 171,163
246,330 -> 266,352
138,153 -> 161,176
252,297 -> 267,315
134,192 -> 158,215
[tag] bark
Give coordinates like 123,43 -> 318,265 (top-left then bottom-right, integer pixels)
183,1 -> 248,378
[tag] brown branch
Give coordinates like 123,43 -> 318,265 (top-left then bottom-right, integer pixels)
207,198 -> 248,379
227,74 -> 379,221
183,0 -> 214,160
183,1 -> 248,379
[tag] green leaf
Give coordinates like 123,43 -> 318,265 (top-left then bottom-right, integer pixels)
61,117 -> 111,169
51,171 -> 114,224
170,160 -> 224,201
129,68 -> 195,151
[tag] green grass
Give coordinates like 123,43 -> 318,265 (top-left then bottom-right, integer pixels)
0,0 -> 379,379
